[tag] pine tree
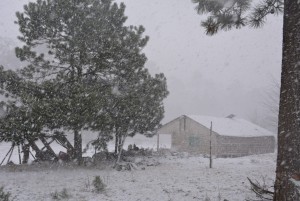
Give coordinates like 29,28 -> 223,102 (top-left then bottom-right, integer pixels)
0,66 -> 45,145
106,71 -> 168,155
14,0 -> 168,163
192,0 -> 300,200
192,0 -> 283,35
87,36 -> 169,154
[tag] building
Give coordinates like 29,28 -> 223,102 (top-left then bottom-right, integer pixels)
157,115 -> 275,157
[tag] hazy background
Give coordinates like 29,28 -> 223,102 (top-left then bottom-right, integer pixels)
0,0 -> 282,132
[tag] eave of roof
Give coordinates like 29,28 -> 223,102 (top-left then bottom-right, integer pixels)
186,115 -> 274,137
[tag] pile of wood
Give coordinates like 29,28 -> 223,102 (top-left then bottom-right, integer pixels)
1,134 -> 75,165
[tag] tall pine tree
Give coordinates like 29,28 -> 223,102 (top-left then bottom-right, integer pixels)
192,0 -> 300,200
14,0 -> 168,163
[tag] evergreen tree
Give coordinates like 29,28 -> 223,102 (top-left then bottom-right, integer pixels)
14,0 -> 168,163
192,0 -> 300,200
85,25 -> 169,154
0,65 -> 110,160
0,66 -> 45,145
99,70 -> 168,155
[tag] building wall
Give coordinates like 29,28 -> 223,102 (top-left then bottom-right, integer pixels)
157,117 -> 180,151
158,116 -> 218,154
157,117 -> 181,135
216,135 -> 275,157
158,115 -> 275,157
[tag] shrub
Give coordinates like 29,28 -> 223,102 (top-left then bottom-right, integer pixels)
92,176 -> 106,193
0,186 -> 12,201
50,188 -> 70,200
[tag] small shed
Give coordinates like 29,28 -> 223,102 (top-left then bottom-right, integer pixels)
157,115 -> 275,157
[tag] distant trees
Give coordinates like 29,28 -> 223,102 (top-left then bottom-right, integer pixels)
0,0 -> 168,164
192,0 -> 300,200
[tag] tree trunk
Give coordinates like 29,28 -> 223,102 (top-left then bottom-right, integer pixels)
22,144 -> 30,164
115,132 -> 128,166
118,132 -> 123,153
74,130 -> 82,165
115,132 -> 119,154
274,2 -> 300,200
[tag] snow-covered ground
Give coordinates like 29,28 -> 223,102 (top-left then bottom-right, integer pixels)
0,134 -> 275,200
0,148 -> 276,201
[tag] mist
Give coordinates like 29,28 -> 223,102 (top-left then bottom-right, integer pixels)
0,0 -> 282,132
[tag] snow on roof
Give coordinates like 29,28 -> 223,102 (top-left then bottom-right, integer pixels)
186,115 -> 274,137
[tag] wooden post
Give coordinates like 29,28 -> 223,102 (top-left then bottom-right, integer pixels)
0,145 -> 14,165
209,121 -> 212,169
39,136 -> 58,160
157,133 -> 160,151
7,143 -> 15,164
29,150 -> 36,160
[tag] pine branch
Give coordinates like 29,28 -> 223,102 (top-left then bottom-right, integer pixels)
192,0 -> 283,35
249,0 -> 283,28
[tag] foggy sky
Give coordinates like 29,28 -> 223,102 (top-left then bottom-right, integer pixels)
0,0 -> 283,131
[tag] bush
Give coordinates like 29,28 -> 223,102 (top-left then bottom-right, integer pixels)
0,186 -> 12,201
248,177 -> 273,200
50,188 -> 70,200
92,176 -> 106,193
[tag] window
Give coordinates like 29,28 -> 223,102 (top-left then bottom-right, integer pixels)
189,136 -> 200,147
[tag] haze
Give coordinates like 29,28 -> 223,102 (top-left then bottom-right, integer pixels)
0,0 -> 283,132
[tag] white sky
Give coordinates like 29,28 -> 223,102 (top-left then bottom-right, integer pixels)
0,0 -> 283,130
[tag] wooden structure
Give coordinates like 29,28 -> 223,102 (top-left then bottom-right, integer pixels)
157,115 -> 275,157
28,134 -> 74,162
1,134 -> 74,165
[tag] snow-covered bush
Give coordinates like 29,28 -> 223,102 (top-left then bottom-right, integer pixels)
93,176 -> 106,193
50,188 -> 70,200
0,186 -> 12,201
204,195 -> 211,201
